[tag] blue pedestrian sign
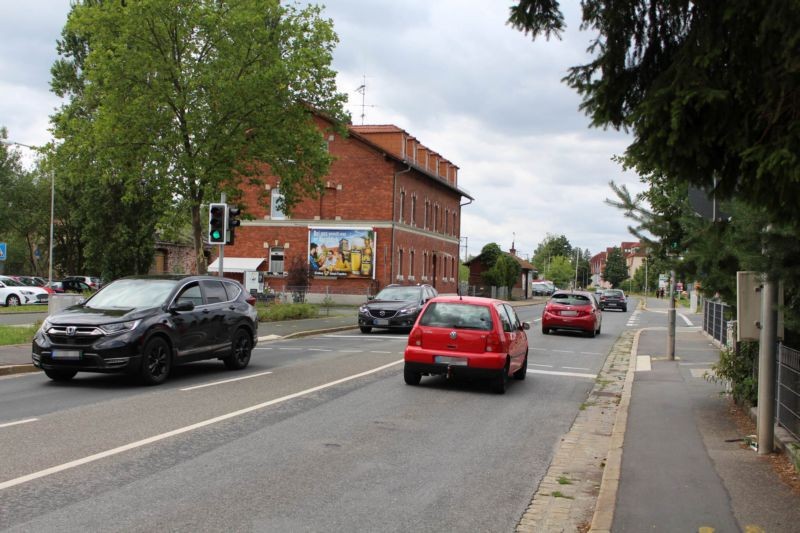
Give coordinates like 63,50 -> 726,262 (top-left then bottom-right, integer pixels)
0,242 -> 6,261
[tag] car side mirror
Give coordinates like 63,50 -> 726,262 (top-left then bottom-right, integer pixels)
521,321 -> 531,330
170,300 -> 194,313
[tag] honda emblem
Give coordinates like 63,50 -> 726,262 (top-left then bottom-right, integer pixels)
66,326 -> 77,337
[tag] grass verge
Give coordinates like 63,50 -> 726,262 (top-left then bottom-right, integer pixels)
0,324 -> 39,346
0,304 -> 47,314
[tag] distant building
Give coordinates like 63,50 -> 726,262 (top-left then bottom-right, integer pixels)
464,244 -> 536,299
590,241 -> 643,287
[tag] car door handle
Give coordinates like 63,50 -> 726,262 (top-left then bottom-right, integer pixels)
202,309 -> 210,314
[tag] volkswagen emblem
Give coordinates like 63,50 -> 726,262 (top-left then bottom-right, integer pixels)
379,310 -> 386,317
66,326 -> 77,337
449,331 -> 457,340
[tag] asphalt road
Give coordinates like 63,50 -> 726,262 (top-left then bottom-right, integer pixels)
0,299 -> 649,532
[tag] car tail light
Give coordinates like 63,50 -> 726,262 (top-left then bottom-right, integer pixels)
245,295 -> 257,306
409,326 -> 423,347
486,331 -> 504,353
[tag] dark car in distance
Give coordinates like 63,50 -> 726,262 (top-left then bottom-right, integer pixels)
358,284 -> 437,333
599,289 -> 627,312
32,275 -> 258,385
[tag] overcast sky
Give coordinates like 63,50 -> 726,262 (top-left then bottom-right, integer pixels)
0,1 -> 644,260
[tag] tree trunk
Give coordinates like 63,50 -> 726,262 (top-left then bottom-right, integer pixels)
192,204 -> 206,275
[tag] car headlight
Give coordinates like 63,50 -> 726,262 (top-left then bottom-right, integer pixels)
359,305 -> 368,313
100,320 -> 141,335
397,307 -> 416,315
38,318 -> 52,335
21,290 -> 34,296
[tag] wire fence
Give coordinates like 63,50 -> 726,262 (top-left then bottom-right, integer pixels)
777,343 -> 800,441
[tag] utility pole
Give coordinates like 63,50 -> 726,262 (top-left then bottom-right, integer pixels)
574,248 -> 579,289
757,277 -> 778,454
667,269 -> 676,360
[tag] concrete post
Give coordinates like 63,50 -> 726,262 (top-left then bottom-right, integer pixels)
757,277 -> 778,454
667,269 -> 676,360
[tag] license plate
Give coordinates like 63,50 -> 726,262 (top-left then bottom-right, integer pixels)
374,318 -> 389,326
435,356 -> 467,366
561,310 -> 578,316
52,349 -> 81,360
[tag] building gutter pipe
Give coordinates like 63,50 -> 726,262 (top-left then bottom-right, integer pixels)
391,162 -> 413,283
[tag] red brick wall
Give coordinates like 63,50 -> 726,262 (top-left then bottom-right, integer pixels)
217,114 -> 464,296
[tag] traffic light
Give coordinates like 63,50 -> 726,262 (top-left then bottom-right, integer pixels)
227,206 -> 241,245
208,203 -> 228,245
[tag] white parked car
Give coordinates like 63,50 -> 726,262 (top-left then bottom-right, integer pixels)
0,276 -> 49,306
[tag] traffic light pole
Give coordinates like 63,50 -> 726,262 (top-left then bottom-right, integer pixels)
667,269 -> 676,360
218,193 -> 225,278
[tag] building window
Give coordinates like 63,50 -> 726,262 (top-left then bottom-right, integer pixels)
397,249 -> 404,280
434,205 -> 439,232
399,190 -> 405,223
409,250 -> 415,280
452,212 -> 457,235
445,209 -> 449,235
269,247 -> 285,273
424,199 -> 429,229
411,195 -> 417,226
271,188 -> 286,220
422,251 -> 428,279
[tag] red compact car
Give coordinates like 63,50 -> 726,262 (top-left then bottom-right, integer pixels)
403,295 -> 530,394
541,291 -> 602,337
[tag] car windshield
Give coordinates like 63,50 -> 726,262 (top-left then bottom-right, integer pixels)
419,302 -> 493,330
551,293 -> 593,306
0,278 -> 24,287
375,287 -> 422,301
85,278 -> 179,309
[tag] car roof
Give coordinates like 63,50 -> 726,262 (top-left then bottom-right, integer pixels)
428,295 -> 503,306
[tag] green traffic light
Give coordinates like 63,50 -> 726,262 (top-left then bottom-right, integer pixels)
211,230 -> 222,240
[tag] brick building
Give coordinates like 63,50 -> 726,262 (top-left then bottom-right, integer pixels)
217,112 -> 473,299
590,241 -> 643,287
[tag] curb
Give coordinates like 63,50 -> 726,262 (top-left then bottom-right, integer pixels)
0,364 -> 39,376
270,324 -> 358,340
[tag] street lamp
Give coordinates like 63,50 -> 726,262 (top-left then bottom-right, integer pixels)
0,140 -> 55,286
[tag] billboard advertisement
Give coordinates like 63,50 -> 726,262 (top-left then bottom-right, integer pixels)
308,227 -> 375,279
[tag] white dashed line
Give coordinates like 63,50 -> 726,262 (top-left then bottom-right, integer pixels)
563,366 -> 590,371
530,363 -> 553,368
180,371 -> 273,391
0,418 -> 38,429
307,348 -> 332,352
527,369 -> 596,379
370,351 -> 392,354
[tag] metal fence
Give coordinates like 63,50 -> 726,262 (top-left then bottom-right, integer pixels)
703,300 -> 732,346
777,343 -> 800,441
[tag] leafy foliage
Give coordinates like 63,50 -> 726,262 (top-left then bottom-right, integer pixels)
707,341 -> 759,406
51,0 -> 348,274
545,256 -> 575,289
603,247 -> 628,288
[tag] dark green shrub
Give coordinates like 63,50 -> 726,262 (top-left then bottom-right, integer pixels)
707,341 -> 759,406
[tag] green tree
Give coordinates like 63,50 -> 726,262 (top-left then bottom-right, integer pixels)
532,234 -> 572,275
52,0 -> 347,274
603,247 -> 628,288
479,242 -> 503,268
509,1 -> 800,228
492,254 -> 522,295
546,256 -> 575,289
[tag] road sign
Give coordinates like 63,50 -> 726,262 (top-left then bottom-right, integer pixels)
0,242 -> 6,261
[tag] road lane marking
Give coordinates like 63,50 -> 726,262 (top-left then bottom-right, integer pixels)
0,418 -> 38,429
552,350 -> 573,354
278,347 -> 301,351
635,356 -> 652,371
370,351 -> 392,354
307,348 -> 332,352
580,352 -> 602,355
530,363 -> 553,368
562,366 -> 590,371
679,313 -> 693,326
180,371 -> 274,391
323,334 -> 408,340
527,369 -> 596,379
0,359 -> 404,492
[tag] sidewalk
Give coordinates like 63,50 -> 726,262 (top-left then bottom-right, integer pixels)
517,296 -> 800,532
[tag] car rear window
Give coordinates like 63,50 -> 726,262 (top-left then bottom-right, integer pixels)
551,293 -> 593,306
605,290 -> 623,297
419,302 -> 493,330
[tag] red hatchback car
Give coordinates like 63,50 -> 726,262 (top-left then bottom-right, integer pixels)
541,291 -> 602,337
403,296 -> 530,394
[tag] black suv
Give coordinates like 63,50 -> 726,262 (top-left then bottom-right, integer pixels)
32,275 -> 259,385
358,284 -> 437,333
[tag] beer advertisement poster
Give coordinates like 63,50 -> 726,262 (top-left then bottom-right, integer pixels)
308,227 -> 376,279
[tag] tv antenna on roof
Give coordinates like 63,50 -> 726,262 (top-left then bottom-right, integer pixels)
354,74 -> 376,125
